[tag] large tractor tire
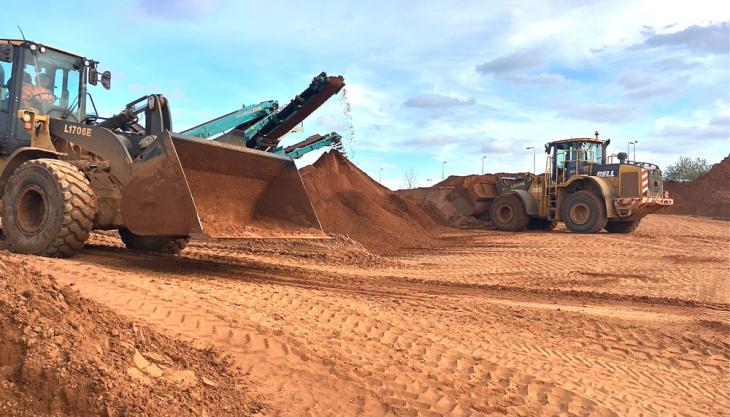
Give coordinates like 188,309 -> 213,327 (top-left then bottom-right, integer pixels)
489,193 -> 529,231
527,218 -> 558,231
561,191 -> 607,233
119,228 -> 189,254
605,219 -> 641,234
2,159 -> 96,257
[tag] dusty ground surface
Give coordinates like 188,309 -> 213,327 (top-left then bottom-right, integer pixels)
0,253 -> 264,417
2,214 -> 727,416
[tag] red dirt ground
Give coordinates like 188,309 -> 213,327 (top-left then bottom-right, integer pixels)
1,152 -> 728,417
0,254 -> 264,417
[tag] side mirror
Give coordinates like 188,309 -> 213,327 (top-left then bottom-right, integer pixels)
101,71 -> 111,90
0,44 -> 12,63
88,64 -> 99,86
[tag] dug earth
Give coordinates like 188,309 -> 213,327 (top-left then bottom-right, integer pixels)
0,150 -> 728,417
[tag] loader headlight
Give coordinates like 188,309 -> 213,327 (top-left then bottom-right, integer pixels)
39,46 -> 46,53
84,60 -> 90,67
29,44 -> 37,51
22,113 -> 32,122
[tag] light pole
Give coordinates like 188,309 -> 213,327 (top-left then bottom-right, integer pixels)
630,141 -> 638,161
442,161 -> 447,180
526,146 -> 535,174
481,155 -> 487,174
379,167 -> 383,183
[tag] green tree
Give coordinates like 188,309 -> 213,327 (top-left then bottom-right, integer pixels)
664,157 -> 711,182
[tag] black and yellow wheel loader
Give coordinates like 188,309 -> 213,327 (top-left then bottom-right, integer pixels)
0,39 -> 339,257
479,132 -> 674,234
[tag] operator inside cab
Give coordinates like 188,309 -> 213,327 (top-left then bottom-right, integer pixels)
21,72 -> 55,112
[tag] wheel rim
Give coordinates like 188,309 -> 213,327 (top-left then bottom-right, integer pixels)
15,185 -> 49,235
496,204 -> 514,223
569,202 -> 591,225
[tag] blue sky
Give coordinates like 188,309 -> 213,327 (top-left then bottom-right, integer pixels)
9,0 -> 730,189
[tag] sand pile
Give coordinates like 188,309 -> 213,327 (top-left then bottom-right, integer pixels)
300,151 -> 435,252
663,155 -> 730,220
0,254 -> 263,417
398,173 -> 522,227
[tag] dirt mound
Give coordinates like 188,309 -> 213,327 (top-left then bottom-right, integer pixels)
0,254 -> 264,417
300,151 -> 436,252
399,173 -> 523,227
663,155 -> 730,219
397,187 -> 487,227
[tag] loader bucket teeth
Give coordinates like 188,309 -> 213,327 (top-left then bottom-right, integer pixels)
121,132 -> 324,239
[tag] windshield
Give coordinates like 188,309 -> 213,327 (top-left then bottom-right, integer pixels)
20,48 -> 82,120
578,142 -> 601,163
555,142 -> 601,163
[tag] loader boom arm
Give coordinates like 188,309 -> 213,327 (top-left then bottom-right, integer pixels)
181,72 -> 345,155
181,101 -> 278,140
272,132 -> 343,159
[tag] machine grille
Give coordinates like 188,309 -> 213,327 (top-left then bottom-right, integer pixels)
620,172 -> 640,197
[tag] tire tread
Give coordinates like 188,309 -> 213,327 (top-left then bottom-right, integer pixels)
3,159 -> 96,257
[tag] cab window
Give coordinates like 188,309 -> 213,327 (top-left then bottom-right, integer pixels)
20,48 -> 82,119
577,142 -> 601,163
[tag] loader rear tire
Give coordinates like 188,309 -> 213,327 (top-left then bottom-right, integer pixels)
2,159 -> 96,257
562,191 -> 607,233
489,193 -> 529,231
605,219 -> 640,233
527,218 -> 557,231
119,228 -> 189,254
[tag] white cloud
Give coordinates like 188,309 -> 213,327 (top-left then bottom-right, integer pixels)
558,103 -> 638,123
636,22 -> 729,54
403,93 -> 476,108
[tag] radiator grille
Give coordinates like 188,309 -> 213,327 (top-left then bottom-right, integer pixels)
620,172 -> 640,197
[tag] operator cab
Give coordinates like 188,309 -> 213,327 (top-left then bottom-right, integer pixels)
0,39 -> 111,155
545,132 -> 610,183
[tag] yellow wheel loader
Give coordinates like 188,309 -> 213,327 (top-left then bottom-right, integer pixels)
479,132 -> 673,233
0,39 -> 338,257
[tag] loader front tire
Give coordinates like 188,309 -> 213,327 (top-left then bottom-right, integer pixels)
562,191 -> 607,233
2,159 -> 96,257
119,228 -> 189,254
489,193 -> 529,231
605,219 -> 640,233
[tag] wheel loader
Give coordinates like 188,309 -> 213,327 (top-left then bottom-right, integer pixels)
0,39 -> 343,257
480,132 -> 673,233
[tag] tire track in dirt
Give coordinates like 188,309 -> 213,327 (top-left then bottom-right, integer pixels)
46,258 -> 618,417
30,241 -> 729,417
15,215 -> 730,417
181,274 -> 729,417
172,240 -> 730,315
29,256 -> 389,417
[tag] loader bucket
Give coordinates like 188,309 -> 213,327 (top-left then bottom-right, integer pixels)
120,132 -> 324,239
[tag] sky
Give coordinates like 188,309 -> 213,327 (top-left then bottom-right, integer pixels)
8,0 -> 730,189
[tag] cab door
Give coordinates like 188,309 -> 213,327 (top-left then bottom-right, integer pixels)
0,45 -> 12,145
0,44 -> 30,155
